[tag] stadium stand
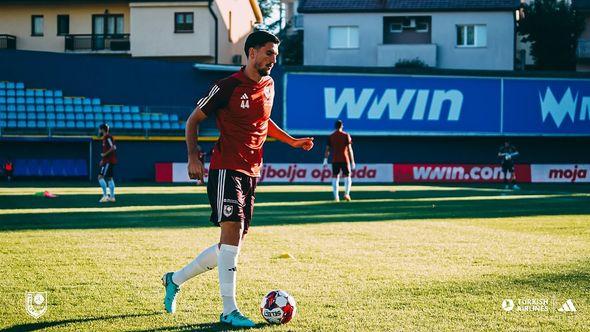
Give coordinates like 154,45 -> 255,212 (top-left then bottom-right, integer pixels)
0,80 -> 186,134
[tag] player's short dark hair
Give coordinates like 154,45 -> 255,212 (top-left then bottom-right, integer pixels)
244,30 -> 280,57
99,123 -> 109,132
334,120 -> 343,129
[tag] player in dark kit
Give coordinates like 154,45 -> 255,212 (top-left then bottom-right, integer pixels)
324,120 -> 355,202
161,30 -> 314,328
498,140 -> 520,190
98,124 -> 117,202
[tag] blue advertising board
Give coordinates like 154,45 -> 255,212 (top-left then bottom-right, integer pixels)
283,72 -> 590,136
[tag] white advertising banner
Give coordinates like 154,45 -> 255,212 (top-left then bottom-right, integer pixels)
530,164 -> 590,183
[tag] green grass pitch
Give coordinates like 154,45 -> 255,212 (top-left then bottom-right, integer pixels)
1,183 -> 589,331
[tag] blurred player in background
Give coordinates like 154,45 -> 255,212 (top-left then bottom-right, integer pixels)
98,124 -> 117,202
498,140 -> 519,190
161,30 -> 314,328
324,120 -> 355,201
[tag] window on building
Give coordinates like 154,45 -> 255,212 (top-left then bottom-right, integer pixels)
329,26 -> 359,49
456,25 -> 487,47
175,12 -> 194,33
57,15 -> 69,35
389,17 -> 430,33
31,15 -> 44,36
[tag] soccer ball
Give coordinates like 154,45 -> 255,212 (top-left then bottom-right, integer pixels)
260,290 -> 297,324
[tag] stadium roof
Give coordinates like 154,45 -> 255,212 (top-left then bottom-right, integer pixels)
298,0 -> 521,13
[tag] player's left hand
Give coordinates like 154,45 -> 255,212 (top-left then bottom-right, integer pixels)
100,153 -> 105,157
292,137 -> 314,151
351,162 -> 356,170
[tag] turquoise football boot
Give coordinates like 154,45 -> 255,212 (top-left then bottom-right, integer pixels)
161,272 -> 180,313
220,310 -> 256,328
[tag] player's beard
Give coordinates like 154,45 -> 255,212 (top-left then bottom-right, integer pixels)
256,62 -> 272,76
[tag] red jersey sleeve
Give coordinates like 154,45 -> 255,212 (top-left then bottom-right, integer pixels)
196,77 -> 239,117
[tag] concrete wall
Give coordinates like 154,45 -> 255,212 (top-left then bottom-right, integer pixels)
0,2 -> 130,53
303,11 -> 516,70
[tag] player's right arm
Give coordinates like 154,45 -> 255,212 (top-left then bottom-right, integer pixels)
185,107 -> 208,182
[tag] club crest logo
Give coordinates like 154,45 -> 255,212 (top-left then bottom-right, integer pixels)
25,292 -> 47,318
223,204 -> 233,217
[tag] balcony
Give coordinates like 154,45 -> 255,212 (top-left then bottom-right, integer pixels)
577,39 -> 590,59
64,34 -> 130,53
0,34 -> 16,50
377,44 -> 437,67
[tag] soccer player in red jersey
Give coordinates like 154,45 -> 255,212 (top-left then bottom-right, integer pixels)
161,30 -> 314,327
97,123 -> 117,203
324,120 -> 355,202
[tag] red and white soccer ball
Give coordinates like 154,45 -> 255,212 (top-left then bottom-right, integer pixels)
260,290 -> 297,324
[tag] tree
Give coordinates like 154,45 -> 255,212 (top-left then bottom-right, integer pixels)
518,0 -> 586,70
258,0 -> 281,32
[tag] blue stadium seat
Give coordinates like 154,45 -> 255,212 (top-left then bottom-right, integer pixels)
34,90 -> 43,97
85,113 -> 94,120
112,106 -> 122,113
180,122 -> 186,129
162,122 -> 171,130
7,105 -> 16,112
85,121 -> 94,129
54,98 -> 63,105
16,82 -> 24,89
0,105 -> 5,111
7,120 -> 17,128
26,97 -> 35,104
45,97 -> 54,105
7,82 -> 15,89
92,98 -> 100,105
46,105 -> 55,112
150,114 -> 160,121
7,97 -> 15,104
16,105 -> 25,112
103,105 -> 112,113
27,113 -> 36,120
122,106 -> 130,113
64,97 -> 73,105
37,120 -> 46,128
35,97 -> 44,104
65,105 -> 74,113
0,113 -> 6,120
0,90 -> 5,96
95,113 -> 104,121
37,113 -> 46,120
55,90 -> 63,97
73,98 -> 83,105
25,89 -> 34,97
27,120 -> 36,128
16,90 -> 25,97
60,113 -> 69,120
114,114 -> 122,121
75,121 -> 84,128
93,106 -> 101,113
104,114 -> 113,121
0,82 -> 5,88
63,120 -> 72,128
17,120 -> 26,128
47,120 -> 56,128
55,105 -> 64,112
141,113 -> 149,121
7,90 -> 16,96
152,122 -> 161,130
17,113 -> 26,120
7,112 -> 16,120
47,113 -> 56,120
44,90 -> 53,97
83,106 -> 93,113
170,114 -> 179,121
36,105 -> 45,112
132,114 -> 141,121
143,122 -> 151,129
74,106 -> 83,113
133,122 -> 142,129
171,122 -> 180,130
16,97 -> 25,104
112,122 -> 122,129
123,114 -> 131,121
26,105 -> 35,112
0,120 -> 6,128
75,113 -> 84,121
0,97 -> 5,104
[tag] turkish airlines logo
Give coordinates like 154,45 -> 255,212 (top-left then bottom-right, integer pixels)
539,87 -> 590,128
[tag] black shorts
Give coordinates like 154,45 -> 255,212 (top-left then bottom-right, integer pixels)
332,162 -> 350,177
99,163 -> 114,178
207,169 -> 257,234
502,162 -> 514,173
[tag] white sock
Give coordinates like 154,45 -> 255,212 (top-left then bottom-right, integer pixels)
344,176 -> 352,196
108,179 -> 115,198
98,178 -> 107,196
332,176 -> 340,200
172,244 -> 219,286
218,244 -> 239,315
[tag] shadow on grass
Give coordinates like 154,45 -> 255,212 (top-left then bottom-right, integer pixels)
2,312 -> 159,332
133,322 -> 268,332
